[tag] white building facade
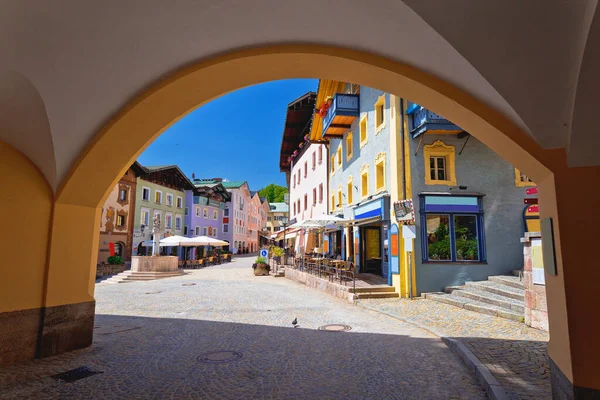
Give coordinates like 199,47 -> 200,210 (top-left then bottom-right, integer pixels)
288,142 -> 329,254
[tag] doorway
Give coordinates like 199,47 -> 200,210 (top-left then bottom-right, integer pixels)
361,226 -> 382,276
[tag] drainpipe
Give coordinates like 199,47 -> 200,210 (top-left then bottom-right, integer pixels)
400,99 -> 407,200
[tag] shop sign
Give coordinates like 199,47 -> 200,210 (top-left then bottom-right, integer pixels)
208,199 -> 220,208
394,200 -> 415,225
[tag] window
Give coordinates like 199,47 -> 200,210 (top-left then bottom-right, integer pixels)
423,140 -> 457,186
304,194 -> 307,210
304,162 -> 307,178
184,226 -> 188,235
142,187 -> 150,201
176,196 -> 183,208
331,194 -> 336,211
223,224 -> 229,233
375,152 -> 386,192
213,210 -> 218,220
203,227 -> 208,235
374,95 -> 386,132
347,176 -> 353,204
224,208 -> 229,217
312,152 -> 316,170
166,193 -> 173,206
117,214 -> 126,227
195,206 -> 200,216
165,214 -> 173,229
203,208 -> 208,218
337,146 -> 342,167
313,188 -> 317,205
420,195 -> 486,263
338,187 -> 342,209
195,226 -> 200,236
360,164 -> 369,198
514,168 -> 536,187
155,190 -> 162,204
359,116 -> 368,147
175,216 -> 182,230
293,202 -> 296,215
346,131 -> 353,161
185,207 -> 189,216
298,173 -> 301,184
141,209 -> 150,226
318,146 -> 323,164
319,183 -> 323,203
297,200 -> 300,214
119,188 -> 128,202
331,155 -> 335,174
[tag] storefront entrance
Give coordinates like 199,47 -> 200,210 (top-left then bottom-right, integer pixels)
361,225 -> 382,276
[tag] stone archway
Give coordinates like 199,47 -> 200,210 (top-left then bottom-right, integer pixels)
6,45 -> 600,395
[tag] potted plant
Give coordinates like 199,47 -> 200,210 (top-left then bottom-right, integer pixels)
270,246 -> 284,265
107,255 -> 123,265
252,256 -> 270,276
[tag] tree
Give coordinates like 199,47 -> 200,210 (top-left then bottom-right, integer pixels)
259,184 -> 288,203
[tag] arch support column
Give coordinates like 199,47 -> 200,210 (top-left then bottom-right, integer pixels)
37,202 -> 99,358
542,164 -> 600,398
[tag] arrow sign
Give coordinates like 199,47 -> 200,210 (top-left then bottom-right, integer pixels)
524,198 -> 539,205
528,205 -> 539,213
526,187 -> 538,195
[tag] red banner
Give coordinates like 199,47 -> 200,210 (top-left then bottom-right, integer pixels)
109,242 -> 115,256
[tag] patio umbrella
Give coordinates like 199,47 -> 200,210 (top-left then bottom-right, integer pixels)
183,236 -> 213,246
160,235 -> 190,246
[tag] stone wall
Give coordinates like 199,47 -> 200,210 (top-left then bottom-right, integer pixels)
522,233 -> 549,331
96,263 -> 127,278
284,267 -> 356,303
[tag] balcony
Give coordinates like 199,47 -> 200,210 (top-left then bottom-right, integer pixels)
407,103 -> 462,138
322,93 -> 359,139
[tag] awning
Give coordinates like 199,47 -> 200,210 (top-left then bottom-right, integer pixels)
352,216 -> 382,226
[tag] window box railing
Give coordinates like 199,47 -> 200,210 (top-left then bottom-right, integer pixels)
407,103 -> 462,138
322,93 -> 359,139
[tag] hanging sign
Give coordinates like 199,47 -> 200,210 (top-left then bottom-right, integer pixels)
528,205 -> 539,213
524,198 -> 539,205
394,200 -> 415,225
526,187 -> 538,195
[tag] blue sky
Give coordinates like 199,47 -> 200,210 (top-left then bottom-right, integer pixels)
138,79 -> 318,191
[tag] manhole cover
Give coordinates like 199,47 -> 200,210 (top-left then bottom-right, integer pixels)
145,291 -> 162,294
182,283 -> 196,286
197,351 -> 243,364
318,324 -> 352,332
52,366 -> 103,382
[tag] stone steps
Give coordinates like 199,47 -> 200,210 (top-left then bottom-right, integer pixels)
354,291 -> 399,299
424,293 -> 523,322
350,286 -> 396,294
425,274 -> 525,322
100,270 -> 185,284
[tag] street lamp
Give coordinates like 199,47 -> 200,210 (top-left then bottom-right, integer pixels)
281,214 -> 289,257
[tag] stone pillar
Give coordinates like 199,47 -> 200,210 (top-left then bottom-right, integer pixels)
521,232 -> 548,331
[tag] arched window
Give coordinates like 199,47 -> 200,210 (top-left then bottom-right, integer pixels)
114,242 -> 124,257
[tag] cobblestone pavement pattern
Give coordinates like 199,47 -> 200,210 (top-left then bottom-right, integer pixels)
360,298 -> 550,400
0,257 -> 485,400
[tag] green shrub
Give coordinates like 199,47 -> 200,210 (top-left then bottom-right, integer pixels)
107,255 -> 123,265
255,256 -> 268,265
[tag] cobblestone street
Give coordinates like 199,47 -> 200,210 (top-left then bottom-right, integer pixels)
0,257 -> 485,400
359,298 -> 550,399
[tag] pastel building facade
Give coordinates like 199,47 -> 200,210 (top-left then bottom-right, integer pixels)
224,181 -> 255,254
132,165 -> 193,256
97,162 -> 145,265
184,178 -> 231,245
289,141 -> 329,253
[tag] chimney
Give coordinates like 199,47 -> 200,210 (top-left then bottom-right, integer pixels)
214,177 -> 223,182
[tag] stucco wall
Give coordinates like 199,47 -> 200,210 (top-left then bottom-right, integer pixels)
132,178 -> 185,255
329,87 -> 391,219
409,134 -> 525,294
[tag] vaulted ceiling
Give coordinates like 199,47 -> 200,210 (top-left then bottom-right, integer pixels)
1,0 -> 598,190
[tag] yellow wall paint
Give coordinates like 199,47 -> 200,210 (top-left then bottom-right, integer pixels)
0,141 -> 53,313
44,203 -> 99,307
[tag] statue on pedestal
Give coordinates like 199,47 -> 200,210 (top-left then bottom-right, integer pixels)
152,214 -> 161,256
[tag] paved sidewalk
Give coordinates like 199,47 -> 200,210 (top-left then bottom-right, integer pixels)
0,259 -> 486,400
359,298 -> 550,400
